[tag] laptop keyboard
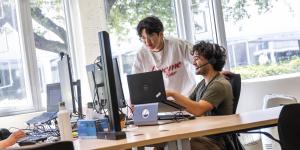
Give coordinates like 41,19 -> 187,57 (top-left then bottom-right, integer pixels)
17,135 -> 48,146
163,100 -> 185,110
157,114 -> 194,120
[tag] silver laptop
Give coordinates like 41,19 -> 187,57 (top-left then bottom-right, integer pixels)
26,83 -> 61,124
133,103 -> 158,126
133,103 -> 175,126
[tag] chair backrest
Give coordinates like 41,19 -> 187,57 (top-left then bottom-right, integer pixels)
223,72 -> 241,114
223,72 -> 244,150
278,103 -> 300,150
9,141 -> 74,150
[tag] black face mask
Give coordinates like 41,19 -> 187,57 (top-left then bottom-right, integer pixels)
0,128 -> 11,140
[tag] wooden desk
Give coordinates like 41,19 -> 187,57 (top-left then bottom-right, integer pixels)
74,106 -> 281,150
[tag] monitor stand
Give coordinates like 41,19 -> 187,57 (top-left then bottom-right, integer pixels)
73,80 -> 83,119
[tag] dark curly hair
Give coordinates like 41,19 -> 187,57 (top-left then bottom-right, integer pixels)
136,16 -> 164,37
191,41 -> 227,71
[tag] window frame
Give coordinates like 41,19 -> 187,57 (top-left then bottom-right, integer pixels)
0,0 -> 77,116
179,0 -> 229,70
0,0 -> 39,116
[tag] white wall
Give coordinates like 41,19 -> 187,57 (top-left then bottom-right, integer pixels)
237,73 -> 300,113
69,0 -> 107,104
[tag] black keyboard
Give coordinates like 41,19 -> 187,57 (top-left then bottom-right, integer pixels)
162,100 -> 185,110
157,114 -> 194,120
17,135 -> 48,146
26,112 -> 57,124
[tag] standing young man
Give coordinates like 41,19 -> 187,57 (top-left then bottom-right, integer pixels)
132,16 -> 196,96
166,41 -> 234,150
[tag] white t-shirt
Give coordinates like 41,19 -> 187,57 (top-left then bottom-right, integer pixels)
132,37 -> 197,96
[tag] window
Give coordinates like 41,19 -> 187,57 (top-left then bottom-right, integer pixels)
0,0 -> 73,116
222,0 -> 300,79
0,0 -> 33,113
30,0 -> 70,108
190,0 -> 215,42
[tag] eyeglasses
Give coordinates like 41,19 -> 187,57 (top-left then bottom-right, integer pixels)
139,33 -> 158,42
192,55 -> 201,62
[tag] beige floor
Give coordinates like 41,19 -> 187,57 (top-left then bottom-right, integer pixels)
244,140 -> 263,150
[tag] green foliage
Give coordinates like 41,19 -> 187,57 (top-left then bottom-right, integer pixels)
232,57 -> 300,79
223,0 -> 250,21
255,0 -> 276,14
107,0 -> 177,41
30,0 -> 65,29
222,0 -> 275,22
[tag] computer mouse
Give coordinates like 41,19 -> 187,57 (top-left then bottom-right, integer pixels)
0,128 -> 11,140
188,116 -> 196,120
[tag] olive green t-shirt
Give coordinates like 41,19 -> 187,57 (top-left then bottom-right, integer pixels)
189,74 -> 234,149
189,74 -> 233,116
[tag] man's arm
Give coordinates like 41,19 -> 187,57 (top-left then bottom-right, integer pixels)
166,90 -> 214,116
0,130 -> 25,148
180,40 -> 194,64
132,53 -> 144,74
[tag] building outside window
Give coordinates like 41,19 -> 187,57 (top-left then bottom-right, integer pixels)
0,0 -> 32,114
222,0 -> 300,79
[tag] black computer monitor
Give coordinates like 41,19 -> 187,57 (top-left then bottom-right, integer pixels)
86,58 -> 126,113
58,53 -> 82,118
112,57 -> 126,108
97,31 -> 126,140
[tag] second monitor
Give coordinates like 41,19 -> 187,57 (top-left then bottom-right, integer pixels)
86,57 -> 126,113
58,53 -> 82,119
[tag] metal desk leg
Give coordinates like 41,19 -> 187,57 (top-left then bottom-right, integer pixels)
164,141 -> 178,150
177,139 -> 191,150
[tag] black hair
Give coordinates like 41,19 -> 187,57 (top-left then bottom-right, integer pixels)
191,41 -> 227,71
136,16 -> 164,37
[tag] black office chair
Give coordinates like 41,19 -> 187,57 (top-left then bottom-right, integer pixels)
223,72 -> 241,114
8,141 -> 74,150
222,72 -> 244,150
246,103 -> 300,150
277,103 -> 300,150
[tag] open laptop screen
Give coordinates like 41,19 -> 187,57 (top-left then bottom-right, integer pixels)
127,70 -> 167,105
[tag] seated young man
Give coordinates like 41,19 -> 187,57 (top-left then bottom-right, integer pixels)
166,41 -> 233,150
0,130 -> 25,148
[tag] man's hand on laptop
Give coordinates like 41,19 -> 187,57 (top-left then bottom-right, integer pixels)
166,90 -> 176,100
